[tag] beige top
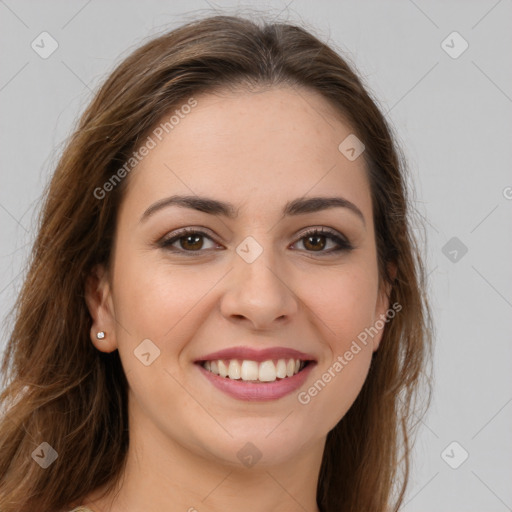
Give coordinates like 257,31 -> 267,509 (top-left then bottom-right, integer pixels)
69,508 -> 94,512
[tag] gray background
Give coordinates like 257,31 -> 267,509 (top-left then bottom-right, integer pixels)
1,1 -> 511,510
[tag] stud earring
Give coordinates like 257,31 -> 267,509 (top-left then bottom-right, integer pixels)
96,331 -> 106,340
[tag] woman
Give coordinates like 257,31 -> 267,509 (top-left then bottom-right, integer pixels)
0,14 -> 433,512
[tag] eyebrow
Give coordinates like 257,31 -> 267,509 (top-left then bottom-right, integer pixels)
140,194 -> 366,226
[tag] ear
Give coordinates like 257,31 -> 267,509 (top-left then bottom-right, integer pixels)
84,263 -> 118,353
372,262 -> 397,353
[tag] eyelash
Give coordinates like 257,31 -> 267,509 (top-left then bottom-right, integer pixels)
157,227 -> 353,256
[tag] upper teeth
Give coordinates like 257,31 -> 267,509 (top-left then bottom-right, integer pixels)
202,358 -> 305,382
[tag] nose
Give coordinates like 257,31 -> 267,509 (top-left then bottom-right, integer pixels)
220,249 -> 299,331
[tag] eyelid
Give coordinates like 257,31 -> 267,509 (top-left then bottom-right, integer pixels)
157,226 -> 221,250
157,225 -> 353,254
291,227 -> 353,254
294,226 -> 349,244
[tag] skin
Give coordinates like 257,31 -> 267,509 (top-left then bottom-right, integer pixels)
83,85 -> 392,512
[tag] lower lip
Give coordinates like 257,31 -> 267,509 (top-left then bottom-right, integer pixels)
196,362 -> 316,401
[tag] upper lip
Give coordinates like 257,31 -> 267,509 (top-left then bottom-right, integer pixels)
194,346 -> 317,363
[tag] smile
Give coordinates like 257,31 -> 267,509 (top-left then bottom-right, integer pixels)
196,359 -> 315,401
194,346 -> 316,401
201,358 -> 310,382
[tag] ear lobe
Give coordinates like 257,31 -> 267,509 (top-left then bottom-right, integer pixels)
84,264 -> 118,353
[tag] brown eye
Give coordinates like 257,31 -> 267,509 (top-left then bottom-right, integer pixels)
178,233 -> 204,251
158,227 -> 352,256
293,228 -> 353,255
302,233 -> 327,251
159,228 -> 219,253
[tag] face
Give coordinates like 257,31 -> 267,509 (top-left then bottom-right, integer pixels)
86,85 -> 391,469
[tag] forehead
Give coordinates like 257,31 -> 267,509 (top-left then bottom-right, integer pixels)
121,85 -> 372,223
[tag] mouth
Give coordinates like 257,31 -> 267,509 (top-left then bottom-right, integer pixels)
193,346 -> 317,401
197,358 -> 313,382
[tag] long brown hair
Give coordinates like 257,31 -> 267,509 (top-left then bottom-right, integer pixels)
0,14 -> 433,512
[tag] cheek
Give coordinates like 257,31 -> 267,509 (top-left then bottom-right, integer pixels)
292,263 -> 377,429
112,248 -> 225,358
110,253 -> 214,415
298,344 -> 373,437
300,261 -> 379,349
